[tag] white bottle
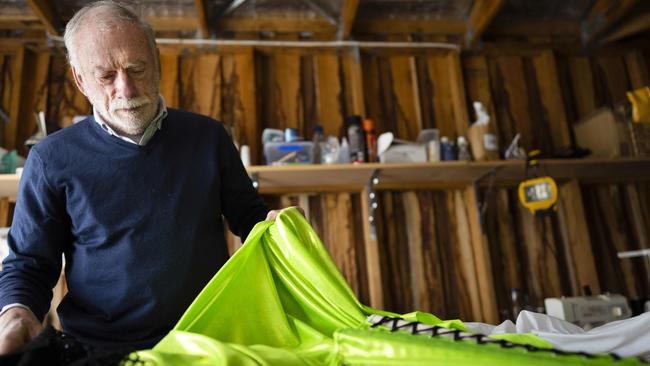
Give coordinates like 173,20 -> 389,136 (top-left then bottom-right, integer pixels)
339,137 -> 351,164
457,136 -> 472,161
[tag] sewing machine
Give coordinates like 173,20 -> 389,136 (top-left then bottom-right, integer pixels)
544,294 -> 631,329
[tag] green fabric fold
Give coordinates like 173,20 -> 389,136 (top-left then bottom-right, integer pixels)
133,208 -> 640,365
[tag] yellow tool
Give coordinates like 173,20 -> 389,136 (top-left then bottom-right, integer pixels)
518,150 -> 558,215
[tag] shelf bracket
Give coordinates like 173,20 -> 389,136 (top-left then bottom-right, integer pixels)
366,169 -> 381,240
251,172 -> 260,191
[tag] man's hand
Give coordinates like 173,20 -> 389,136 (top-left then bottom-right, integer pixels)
266,206 -> 305,221
0,307 -> 43,355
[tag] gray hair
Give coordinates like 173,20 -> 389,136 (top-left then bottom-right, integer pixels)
63,1 -> 158,69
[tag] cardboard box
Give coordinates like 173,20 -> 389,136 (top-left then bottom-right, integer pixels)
573,108 -> 635,158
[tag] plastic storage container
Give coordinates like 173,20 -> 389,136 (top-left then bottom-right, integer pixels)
264,141 -> 314,165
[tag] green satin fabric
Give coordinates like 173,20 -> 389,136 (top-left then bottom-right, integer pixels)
133,208 -> 640,365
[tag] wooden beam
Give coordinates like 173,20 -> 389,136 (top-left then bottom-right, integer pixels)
147,16 -> 199,32
194,0 -> 209,38
215,17 -> 336,34
221,0 -> 248,17
25,0 -> 61,36
582,0 -> 640,45
361,186 -> 384,309
337,0 -> 359,40
300,0 -> 337,26
465,0 -> 505,47
600,12 -> 650,44
355,19 -> 466,35
6,46 -> 25,150
486,20 -> 580,38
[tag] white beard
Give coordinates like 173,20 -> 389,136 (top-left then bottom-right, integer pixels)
93,95 -> 158,136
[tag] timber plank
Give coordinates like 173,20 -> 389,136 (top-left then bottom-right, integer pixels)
180,54 -> 221,119
340,48 -> 366,118
159,52 -> 179,108
273,53 -> 303,132
567,57 -> 598,120
314,53 -> 343,137
532,51 -> 572,151
557,180 -> 600,295
389,55 -> 421,141
453,190 -> 482,321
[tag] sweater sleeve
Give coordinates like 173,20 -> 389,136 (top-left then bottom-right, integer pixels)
216,124 -> 270,241
0,149 -> 69,321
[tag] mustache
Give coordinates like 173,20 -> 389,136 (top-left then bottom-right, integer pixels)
110,96 -> 152,112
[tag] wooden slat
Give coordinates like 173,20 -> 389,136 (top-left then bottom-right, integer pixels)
594,186 -> 639,298
464,186 -> 498,323
427,55 -> 459,139
226,50 -> 259,163
25,0 -> 61,36
16,49 -> 49,157
624,51 -> 650,89
465,0 -> 505,47
567,57 -> 598,120
446,52 -> 470,138
582,0 -> 640,45
601,12 -> 650,44
597,56 -> 632,104
270,53 -> 302,132
338,0 -> 359,40
517,205 -> 564,306
215,17 -> 336,34
322,193 -> 364,298
389,54 -> 421,141
194,0 -> 209,38
159,51 -> 179,108
452,190 -> 482,320
314,53 -> 343,137
341,48 -> 366,117
462,55 -> 500,157
532,50 -> 572,151
180,54 -> 221,118
557,180 -> 600,295
46,55 -> 91,128
147,16 -> 198,32
487,20 -> 580,38
360,186 -> 384,309
5,46 -> 24,150
354,19 -> 466,35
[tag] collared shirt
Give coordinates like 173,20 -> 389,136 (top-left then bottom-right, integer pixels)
93,95 -> 168,146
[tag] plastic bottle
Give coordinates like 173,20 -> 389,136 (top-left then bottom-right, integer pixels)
346,115 -> 366,163
363,118 -> 377,162
339,137 -> 351,164
440,136 -> 457,161
312,125 -> 324,164
457,136 -> 472,161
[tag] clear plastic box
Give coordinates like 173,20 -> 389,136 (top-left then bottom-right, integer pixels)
264,141 -> 314,165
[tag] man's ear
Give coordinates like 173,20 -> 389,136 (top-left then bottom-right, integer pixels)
70,65 -> 88,97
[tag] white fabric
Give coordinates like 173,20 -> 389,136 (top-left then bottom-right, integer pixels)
465,310 -> 650,360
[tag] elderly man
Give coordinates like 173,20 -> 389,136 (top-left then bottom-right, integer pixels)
0,1 -> 282,354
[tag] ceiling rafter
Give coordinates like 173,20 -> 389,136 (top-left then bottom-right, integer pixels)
25,0 -> 62,36
194,0 -> 209,38
464,0 -> 505,47
221,0 -> 249,17
300,0 -> 337,26
337,0 -> 359,40
581,0 -> 639,45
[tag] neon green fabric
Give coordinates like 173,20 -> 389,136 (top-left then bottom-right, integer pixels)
134,208 -> 640,365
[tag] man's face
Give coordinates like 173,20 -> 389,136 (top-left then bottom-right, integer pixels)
71,22 -> 160,136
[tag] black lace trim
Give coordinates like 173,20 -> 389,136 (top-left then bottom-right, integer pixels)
368,315 -> 647,364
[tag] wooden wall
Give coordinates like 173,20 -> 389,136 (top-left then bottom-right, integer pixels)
0,41 -> 648,323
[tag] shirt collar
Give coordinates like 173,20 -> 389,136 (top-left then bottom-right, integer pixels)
93,95 -> 168,146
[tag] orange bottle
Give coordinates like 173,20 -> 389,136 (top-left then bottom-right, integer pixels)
363,118 -> 377,162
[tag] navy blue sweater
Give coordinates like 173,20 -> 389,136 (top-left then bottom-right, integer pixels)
0,109 -> 268,349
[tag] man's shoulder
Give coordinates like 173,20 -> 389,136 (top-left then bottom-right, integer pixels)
33,118 -> 92,152
165,108 -> 226,133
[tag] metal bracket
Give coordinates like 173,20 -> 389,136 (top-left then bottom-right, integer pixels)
366,169 -> 380,241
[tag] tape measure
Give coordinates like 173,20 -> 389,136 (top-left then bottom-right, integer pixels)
518,150 -> 558,215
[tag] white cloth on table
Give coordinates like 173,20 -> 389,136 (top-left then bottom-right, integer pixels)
464,310 -> 650,360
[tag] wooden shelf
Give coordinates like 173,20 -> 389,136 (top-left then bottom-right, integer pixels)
0,158 -> 647,197
247,157 -> 650,193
